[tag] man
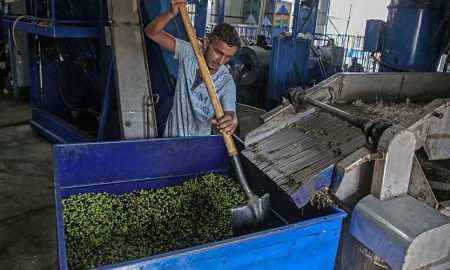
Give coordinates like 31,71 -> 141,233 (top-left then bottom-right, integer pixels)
347,57 -> 365,72
318,38 -> 334,71
145,0 -> 241,137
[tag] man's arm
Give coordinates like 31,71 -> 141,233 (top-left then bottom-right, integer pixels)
144,0 -> 186,53
212,112 -> 238,135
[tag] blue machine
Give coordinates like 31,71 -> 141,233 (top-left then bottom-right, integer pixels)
364,0 -> 450,72
54,135 -> 346,269
229,0 -> 332,110
2,0 -> 117,143
363,20 -> 384,52
265,38 -> 311,108
2,0 -> 335,139
265,0 -> 325,109
1,0 -> 207,143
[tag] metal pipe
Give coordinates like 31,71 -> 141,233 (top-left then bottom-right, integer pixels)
257,0 -> 267,35
38,40 -> 43,99
323,0 -> 331,36
299,95 -> 367,128
97,59 -> 113,141
329,193 -> 352,216
51,0 -> 57,25
292,0 -> 301,36
231,155 -> 252,197
8,31 -> 19,99
344,3 -> 352,38
218,0 -> 225,23
343,4 -> 352,63
34,0 -> 38,17
3,14 -> 99,25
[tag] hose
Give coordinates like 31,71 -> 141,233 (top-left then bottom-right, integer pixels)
12,15 -> 36,63
55,57 -> 76,110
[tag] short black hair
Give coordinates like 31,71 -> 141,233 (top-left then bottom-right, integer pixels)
210,23 -> 241,49
327,38 -> 334,46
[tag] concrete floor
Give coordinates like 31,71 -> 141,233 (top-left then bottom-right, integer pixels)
0,94 -> 31,125
0,94 -> 57,269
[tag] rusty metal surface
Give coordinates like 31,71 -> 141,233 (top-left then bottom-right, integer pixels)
332,147 -> 375,208
408,156 -> 438,209
332,101 -> 426,125
248,73 -> 450,147
244,107 -> 315,147
108,0 -> 157,139
424,104 -> 450,160
371,126 -> 416,201
244,72 -> 450,212
305,73 -> 450,103
417,149 -> 450,202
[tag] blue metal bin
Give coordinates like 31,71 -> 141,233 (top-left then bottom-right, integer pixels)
54,135 -> 346,269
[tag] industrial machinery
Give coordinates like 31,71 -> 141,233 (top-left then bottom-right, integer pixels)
245,72 -> 450,269
230,0 -> 345,110
364,0 -> 450,72
1,0 -> 342,141
4,0 -> 450,268
1,0 -> 113,142
53,136 -> 347,269
1,0 -> 210,143
51,71 -> 450,269
229,45 -> 272,108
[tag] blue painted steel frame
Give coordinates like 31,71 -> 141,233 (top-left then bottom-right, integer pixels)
106,215 -> 345,270
363,20 -> 384,52
265,37 -> 311,109
292,0 -> 301,35
218,0 -> 225,23
2,19 -> 99,38
265,0 -> 321,109
291,164 -> 334,208
194,0 -> 208,37
54,136 -> 346,269
31,109 -> 94,143
3,0 -> 112,143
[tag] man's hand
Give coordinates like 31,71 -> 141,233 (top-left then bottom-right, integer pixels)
212,112 -> 238,135
169,0 -> 187,17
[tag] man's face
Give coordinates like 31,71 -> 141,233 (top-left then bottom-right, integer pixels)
204,38 -> 239,73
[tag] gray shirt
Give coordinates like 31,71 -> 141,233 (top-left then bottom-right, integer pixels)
163,38 -> 236,137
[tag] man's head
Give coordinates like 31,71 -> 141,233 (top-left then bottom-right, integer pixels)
326,38 -> 334,47
204,23 -> 241,73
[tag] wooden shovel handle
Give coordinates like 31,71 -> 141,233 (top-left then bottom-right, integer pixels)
179,6 -> 238,156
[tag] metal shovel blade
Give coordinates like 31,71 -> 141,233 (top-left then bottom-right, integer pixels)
232,193 -> 270,236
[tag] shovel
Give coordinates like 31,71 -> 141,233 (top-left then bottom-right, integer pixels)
179,6 -> 270,235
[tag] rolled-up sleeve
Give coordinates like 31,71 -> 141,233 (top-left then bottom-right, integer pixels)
220,80 -> 236,112
174,38 -> 193,61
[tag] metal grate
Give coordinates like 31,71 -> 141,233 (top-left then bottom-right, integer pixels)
243,111 -> 366,196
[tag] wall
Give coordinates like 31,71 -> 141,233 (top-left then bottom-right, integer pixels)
210,0 -> 245,24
